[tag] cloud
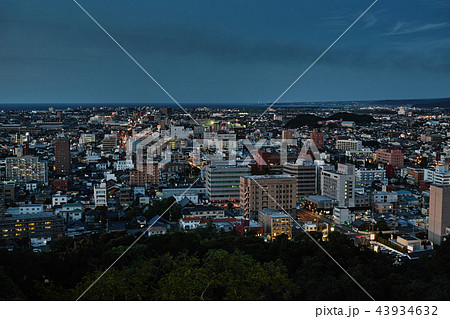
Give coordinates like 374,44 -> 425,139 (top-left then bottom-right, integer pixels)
363,13 -> 378,28
387,21 -> 449,35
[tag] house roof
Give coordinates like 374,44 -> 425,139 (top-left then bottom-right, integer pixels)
108,221 -> 126,231
63,202 -> 83,208
182,205 -> 224,213
181,217 -> 202,222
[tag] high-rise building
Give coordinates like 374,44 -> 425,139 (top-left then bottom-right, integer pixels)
205,165 -> 250,203
376,149 -> 404,168
240,175 -> 297,219
283,162 -> 317,199
102,134 -> 117,151
281,130 -> 294,141
310,129 -> 324,148
0,182 -> 15,213
55,138 -> 70,176
129,162 -> 159,187
5,156 -> 48,185
428,184 -> 450,244
258,208 -> 292,240
161,107 -> 172,115
321,164 -> 355,207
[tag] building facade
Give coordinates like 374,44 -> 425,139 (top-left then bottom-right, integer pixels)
376,149 -> 404,168
424,165 -> 450,185
240,175 -> 297,219
321,164 -> 355,207
336,139 -> 362,151
310,129 -> 324,148
258,208 -> 292,240
355,168 -> 387,188
5,156 -> 48,185
428,184 -> 450,244
54,138 -> 71,176
129,162 -> 160,186
94,182 -> 107,207
283,162 -> 317,199
205,165 -> 251,203
0,212 -> 64,240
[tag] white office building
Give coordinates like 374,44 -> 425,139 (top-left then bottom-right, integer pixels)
205,165 -> 250,202
321,164 -> 355,207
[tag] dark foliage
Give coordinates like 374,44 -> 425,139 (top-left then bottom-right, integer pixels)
285,112 -> 375,129
0,230 -> 449,300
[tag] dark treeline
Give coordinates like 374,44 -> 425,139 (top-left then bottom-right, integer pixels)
1,228 -> 449,300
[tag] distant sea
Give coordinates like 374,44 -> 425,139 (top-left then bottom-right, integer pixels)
1,97 -> 449,110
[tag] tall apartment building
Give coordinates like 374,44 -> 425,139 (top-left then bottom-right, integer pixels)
428,184 -> 450,244
240,175 -> 297,219
205,165 -> 250,203
376,149 -> 404,168
321,164 -> 355,207
94,182 -> 107,207
54,137 -> 71,176
203,131 -> 237,160
258,208 -> 292,240
129,162 -> 160,186
281,130 -> 294,141
0,181 -> 15,212
310,129 -> 324,148
102,134 -> 117,151
283,162 -> 317,199
5,156 -> 48,185
336,139 -> 362,151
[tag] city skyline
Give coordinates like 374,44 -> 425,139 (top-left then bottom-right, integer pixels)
1,0 -> 450,308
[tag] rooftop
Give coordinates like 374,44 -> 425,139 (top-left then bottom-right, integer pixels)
242,175 -> 295,180
259,208 -> 289,218
306,195 -> 334,203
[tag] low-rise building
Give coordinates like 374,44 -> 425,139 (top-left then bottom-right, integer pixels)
181,206 -> 225,219
333,206 -> 355,225
258,208 -> 292,240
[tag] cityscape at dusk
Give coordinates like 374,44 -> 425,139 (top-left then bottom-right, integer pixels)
1,0 -> 449,317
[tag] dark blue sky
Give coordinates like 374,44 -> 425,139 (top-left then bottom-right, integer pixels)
1,0 -> 449,103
